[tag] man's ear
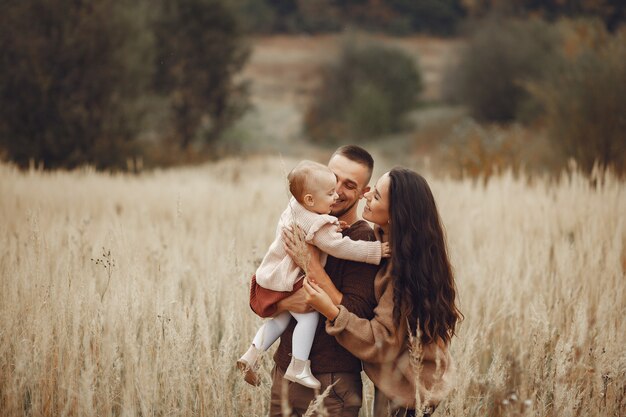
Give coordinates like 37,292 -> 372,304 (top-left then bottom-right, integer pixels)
303,193 -> 315,207
359,186 -> 371,198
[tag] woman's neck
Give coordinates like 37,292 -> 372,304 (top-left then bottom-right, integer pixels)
378,224 -> 390,242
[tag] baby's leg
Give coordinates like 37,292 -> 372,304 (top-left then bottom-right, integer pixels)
290,311 -> 319,360
252,311 -> 292,351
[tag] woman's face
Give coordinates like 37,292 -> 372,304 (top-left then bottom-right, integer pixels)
363,172 -> 390,226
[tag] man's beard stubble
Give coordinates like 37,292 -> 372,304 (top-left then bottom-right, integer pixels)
331,197 -> 359,219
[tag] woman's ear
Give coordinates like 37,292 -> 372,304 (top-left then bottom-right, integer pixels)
303,193 -> 315,207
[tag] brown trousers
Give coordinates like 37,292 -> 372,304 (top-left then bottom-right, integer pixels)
373,389 -> 436,417
269,365 -> 363,417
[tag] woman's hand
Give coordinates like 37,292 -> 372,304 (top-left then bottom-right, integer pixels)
303,278 -> 339,322
282,226 -> 322,272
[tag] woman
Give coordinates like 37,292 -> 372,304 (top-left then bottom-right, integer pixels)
286,168 -> 462,417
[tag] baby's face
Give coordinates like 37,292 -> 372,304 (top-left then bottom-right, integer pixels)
308,171 -> 339,215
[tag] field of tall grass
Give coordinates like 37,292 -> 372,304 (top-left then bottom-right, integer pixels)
0,156 -> 624,416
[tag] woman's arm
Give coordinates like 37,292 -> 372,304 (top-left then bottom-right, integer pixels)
302,278 -> 340,320
306,253 -> 343,305
303,275 -> 404,364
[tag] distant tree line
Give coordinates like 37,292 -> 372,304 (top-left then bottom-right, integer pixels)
231,0 -> 467,35
231,0 -> 624,35
0,0 -> 249,169
2,0 -> 623,171
463,0 -> 624,31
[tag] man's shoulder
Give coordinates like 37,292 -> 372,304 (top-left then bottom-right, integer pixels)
344,220 -> 376,242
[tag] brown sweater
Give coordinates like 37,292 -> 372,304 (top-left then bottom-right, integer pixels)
273,220 -> 380,374
326,262 -> 456,409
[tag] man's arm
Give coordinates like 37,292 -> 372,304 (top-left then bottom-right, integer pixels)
278,248 -> 378,317
281,222 -> 378,318
334,260 -> 379,318
306,255 -> 379,319
332,223 -> 380,319
274,288 -> 313,314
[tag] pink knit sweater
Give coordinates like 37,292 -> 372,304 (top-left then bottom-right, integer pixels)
326,261 -> 456,409
255,198 -> 383,292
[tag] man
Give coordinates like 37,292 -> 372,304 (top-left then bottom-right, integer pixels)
269,145 -> 381,416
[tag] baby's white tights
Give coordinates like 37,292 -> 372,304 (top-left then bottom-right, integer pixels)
252,310 -> 319,360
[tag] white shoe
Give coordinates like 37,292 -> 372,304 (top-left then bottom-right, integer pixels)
237,345 -> 261,386
284,357 -> 321,390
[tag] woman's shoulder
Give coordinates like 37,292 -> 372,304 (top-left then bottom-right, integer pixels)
373,261 -> 394,300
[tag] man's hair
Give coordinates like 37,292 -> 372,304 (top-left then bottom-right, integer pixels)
331,145 -> 374,182
288,160 -> 331,204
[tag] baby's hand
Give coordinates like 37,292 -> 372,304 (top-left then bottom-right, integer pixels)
381,242 -> 391,258
336,221 -> 349,232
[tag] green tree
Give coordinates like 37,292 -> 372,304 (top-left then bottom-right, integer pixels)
390,0 -> 465,35
462,0 -> 625,31
528,24 -> 626,174
153,0 -> 250,151
0,0 -> 152,169
518,0 -> 625,31
228,0 -> 277,33
444,18 -> 560,122
305,38 -> 422,142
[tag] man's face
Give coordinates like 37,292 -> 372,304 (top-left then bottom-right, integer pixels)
327,154 -> 371,218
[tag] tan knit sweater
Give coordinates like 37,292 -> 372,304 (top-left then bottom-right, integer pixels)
326,261 -> 456,409
256,197 -> 383,292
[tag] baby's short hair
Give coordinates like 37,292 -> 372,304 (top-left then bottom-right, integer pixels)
288,160 -> 332,204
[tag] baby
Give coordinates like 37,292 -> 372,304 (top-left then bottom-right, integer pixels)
237,160 -> 389,389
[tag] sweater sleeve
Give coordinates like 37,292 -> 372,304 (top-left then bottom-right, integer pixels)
325,274 -> 405,364
337,261 -> 379,320
312,223 -> 382,265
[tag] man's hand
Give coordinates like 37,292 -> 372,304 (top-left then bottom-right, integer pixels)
282,226 -> 321,271
275,288 -> 313,314
381,242 -> 391,258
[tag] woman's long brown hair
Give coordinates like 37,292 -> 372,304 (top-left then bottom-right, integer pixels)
388,168 -> 463,345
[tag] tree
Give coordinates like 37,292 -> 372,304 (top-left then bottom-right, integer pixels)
305,38 -> 422,142
0,0 -> 151,169
462,0 -> 625,31
527,23 -> 626,174
445,18 -> 560,122
390,0 -> 465,35
153,0 -> 250,150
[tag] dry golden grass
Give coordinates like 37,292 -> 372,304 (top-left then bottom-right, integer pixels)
0,156 -> 624,416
